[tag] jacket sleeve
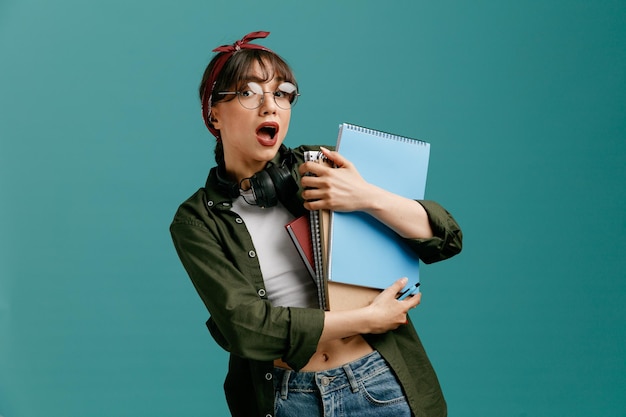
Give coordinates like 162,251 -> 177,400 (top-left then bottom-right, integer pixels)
292,146 -> 462,265
169,201 -> 324,371
404,200 -> 463,264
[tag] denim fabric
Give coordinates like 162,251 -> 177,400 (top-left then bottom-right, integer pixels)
273,351 -> 411,417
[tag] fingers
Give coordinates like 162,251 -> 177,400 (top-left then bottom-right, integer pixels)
381,278 -> 421,306
394,277 -> 410,291
396,291 -> 420,327
321,147 -> 355,170
403,291 -> 422,309
319,146 -> 348,168
380,277 -> 409,297
367,278 -> 422,333
386,277 -> 422,310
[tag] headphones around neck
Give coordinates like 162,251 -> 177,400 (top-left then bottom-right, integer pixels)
215,147 -> 298,208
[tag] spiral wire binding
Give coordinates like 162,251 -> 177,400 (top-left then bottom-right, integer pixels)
304,151 -> 328,310
344,123 -> 428,146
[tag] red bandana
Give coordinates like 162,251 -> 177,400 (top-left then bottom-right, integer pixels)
201,31 -> 274,139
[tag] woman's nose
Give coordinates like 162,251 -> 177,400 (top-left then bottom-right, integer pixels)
259,92 -> 277,114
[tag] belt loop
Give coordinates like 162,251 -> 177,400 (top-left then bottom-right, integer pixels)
342,364 -> 359,393
280,369 -> 291,399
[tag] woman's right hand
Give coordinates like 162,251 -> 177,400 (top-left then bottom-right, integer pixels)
320,278 -> 421,342
365,277 -> 421,334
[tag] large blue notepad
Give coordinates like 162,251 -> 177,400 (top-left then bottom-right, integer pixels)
327,123 -> 430,293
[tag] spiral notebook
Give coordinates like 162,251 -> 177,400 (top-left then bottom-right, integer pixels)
326,123 -> 430,299
304,150 -> 330,310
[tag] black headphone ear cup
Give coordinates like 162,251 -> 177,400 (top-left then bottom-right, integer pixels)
266,164 -> 298,202
213,146 -> 297,208
249,170 -> 278,208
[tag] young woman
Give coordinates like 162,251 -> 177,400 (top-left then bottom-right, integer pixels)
170,31 -> 462,417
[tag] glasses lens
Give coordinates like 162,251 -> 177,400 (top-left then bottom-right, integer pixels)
275,82 -> 298,110
236,81 -> 299,110
237,82 -> 263,109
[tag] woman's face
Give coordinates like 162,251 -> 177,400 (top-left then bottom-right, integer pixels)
211,61 -> 292,181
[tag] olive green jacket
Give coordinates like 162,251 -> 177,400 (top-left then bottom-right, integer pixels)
170,145 -> 463,417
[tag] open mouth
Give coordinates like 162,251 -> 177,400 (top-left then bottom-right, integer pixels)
256,122 -> 279,141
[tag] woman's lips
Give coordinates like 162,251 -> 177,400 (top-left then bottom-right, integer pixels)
256,122 -> 279,146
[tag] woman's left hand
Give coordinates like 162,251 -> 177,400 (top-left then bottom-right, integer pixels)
299,147 -> 434,239
299,147 -> 373,212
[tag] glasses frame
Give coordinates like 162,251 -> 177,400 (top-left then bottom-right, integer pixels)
217,82 -> 299,110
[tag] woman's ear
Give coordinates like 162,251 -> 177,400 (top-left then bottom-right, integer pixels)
210,108 -> 221,130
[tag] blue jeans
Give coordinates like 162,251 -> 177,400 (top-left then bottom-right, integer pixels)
273,351 -> 411,417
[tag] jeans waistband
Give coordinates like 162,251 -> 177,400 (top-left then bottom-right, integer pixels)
273,350 -> 388,398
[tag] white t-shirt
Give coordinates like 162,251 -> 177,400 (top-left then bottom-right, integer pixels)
231,191 -> 318,308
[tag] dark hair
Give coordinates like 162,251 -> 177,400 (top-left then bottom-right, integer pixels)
198,49 -> 298,165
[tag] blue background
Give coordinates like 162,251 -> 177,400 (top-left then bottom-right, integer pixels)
1,1 -> 625,416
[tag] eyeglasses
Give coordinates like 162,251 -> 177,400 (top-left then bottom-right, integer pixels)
217,81 -> 299,110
